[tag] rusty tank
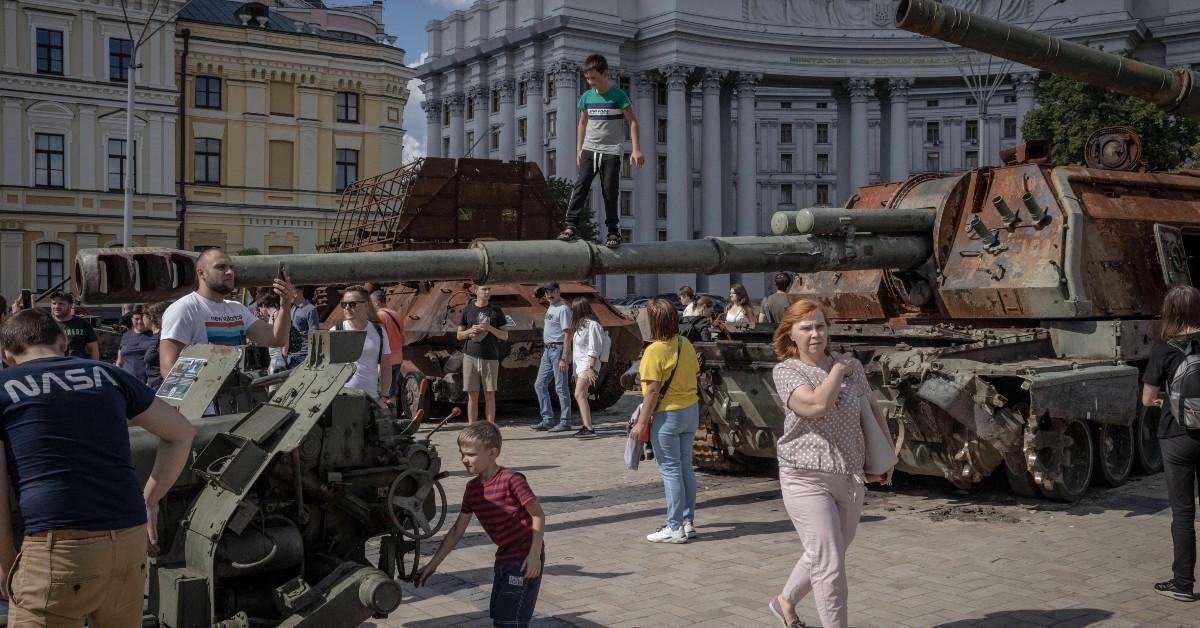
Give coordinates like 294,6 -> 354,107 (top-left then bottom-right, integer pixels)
318,157 -> 641,417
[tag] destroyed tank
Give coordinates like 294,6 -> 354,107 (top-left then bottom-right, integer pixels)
318,157 -> 641,417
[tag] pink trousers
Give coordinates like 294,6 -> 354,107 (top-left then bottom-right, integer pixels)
779,467 -> 864,628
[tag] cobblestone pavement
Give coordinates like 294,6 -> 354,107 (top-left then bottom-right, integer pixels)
366,394 -> 1199,628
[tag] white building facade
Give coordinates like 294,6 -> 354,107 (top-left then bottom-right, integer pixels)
417,0 -> 1200,298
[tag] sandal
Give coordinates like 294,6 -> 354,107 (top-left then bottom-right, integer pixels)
605,232 -> 622,248
556,227 -> 577,242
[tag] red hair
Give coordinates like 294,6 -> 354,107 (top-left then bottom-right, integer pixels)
772,299 -> 828,361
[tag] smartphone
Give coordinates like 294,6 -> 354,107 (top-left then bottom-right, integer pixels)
19,289 -> 32,309
278,262 -> 291,284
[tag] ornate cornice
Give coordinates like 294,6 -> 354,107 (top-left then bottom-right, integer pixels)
735,72 -> 761,96
446,92 -> 466,114
421,98 -> 442,120
847,77 -> 875,101
520,69 -> 544,91
701,68 -> 727,92
548,61 -> 580,89
888,77 -> 913,99
1011,72 -> 1038,98
497,78 -> 517,103
662,64 -> 694,91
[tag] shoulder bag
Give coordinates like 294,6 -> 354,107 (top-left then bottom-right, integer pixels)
625,337 -> 683,470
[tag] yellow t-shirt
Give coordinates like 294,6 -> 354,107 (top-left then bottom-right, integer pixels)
639,336 -> 699,411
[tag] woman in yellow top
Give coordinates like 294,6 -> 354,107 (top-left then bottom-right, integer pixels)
631,299 -> 701,544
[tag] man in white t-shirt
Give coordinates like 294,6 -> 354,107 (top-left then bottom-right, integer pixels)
159,248 -> 294,377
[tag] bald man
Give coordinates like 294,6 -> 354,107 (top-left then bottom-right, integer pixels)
158,248 -> 294,377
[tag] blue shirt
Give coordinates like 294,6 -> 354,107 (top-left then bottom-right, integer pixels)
0,356 -> 155,534
543,301 -> 572,344
119,329 -> 156,384
290,300 -> 320,357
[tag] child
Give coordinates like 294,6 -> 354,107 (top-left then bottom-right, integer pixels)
415,422 -> 546,627
557,53 -> 644,248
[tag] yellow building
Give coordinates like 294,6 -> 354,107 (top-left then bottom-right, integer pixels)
176,0 -> 411,254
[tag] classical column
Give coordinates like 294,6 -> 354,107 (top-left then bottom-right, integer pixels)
422,97 -> 443,158
1012,72 -> 1037,142
2,2 -> 18,72
447,92 -> 466,158
81,11 -> 95,81
298,120 -> 319,189
77,105 -> 97,190
1,98 -> 20,185
888,78 -> 912,180
148,114 -> 165,194
663,64 -> 694,288
498,78 -> 516,160
700,68 -> 728,293
245,118 -> 266,188
550,61 -> 579,181
847,77 -> 874,191
735,72 -> 763,294
468,84 -> 490,157
523,70 -> 544,169
632,71 -> 658,295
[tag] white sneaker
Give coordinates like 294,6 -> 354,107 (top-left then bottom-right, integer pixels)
646,526 -> 688,544
683,522 -> 697,539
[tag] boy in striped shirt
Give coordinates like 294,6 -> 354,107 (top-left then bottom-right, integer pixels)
416,422 -> 546,627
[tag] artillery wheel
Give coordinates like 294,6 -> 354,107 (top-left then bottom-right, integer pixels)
386,469 -> 448,541
1133,404 -> 1163,474
1038,417 -> 1094,502
590,360 -> 630,412
1092,422 -> 1134,487
693,423 -> 748,473
403,371 -> 431,422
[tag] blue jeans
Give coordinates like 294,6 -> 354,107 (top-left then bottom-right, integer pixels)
490,555 -> 543,628
534,344 -> 571,425
650,402 -> 699,529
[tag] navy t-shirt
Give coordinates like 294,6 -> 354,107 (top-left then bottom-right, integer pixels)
119,330 -> 156,384
0,356 -> 155,534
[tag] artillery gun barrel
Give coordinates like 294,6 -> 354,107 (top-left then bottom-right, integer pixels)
895,0 -> 1200,121
770,207 -> 936,236
75,234 -> 932,304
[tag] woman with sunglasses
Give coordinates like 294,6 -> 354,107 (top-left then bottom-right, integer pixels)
336,285 -> 392,408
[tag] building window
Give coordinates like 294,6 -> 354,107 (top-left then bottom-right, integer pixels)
545,150 -> 556,177
620,190 -> 632,216
620,228 -> 633,244
466,96 -> 475,120
194,138 -> 221,184
35,242 -> 65,292
491,90 -> 501,113
780,123 -> 793,144
780,183 -> 793,205
657,229 -> 668,242
443,106 -> 450,126
621,152 -> 632,178
816,183 -> 830,206
546,111 -> 557,138
657,192 -> 668,219
34,133 -> 65,187
964,150 -> 979,169
109,38 -> 132,82
816,153 -> 829,174
965,119 -> 979,142
518,81 -> 528,106
270,81 -> 294,116
517,117 -> 527,144
656,119 -> 667,143
1004,94 -> 1017,103
816,123 -> 829,144
269,140 -> 294,189
656,83 -> 667,106
36,29 -> 63,75
816,101 -> 828,109
443,137 -> 450,156
779,153 -> 793,173
926,151 -> 941,172
466,131 -> 475,151
335,148 -> 358,192
780,101 -> 792,109
1003,117 -> 1018,139
626,275 -> 636,296
336,92 -> 359,123
107,139 -> 136,192
546,75 -> 556,98
965,96 -> 977,106
656,156 -> 667,182
926,99 -> 939,107
196,76 -> 221,109
926,121 -> 941,144
491,128 -> 500,152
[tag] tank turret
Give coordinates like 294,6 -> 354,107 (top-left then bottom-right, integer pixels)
895,0 -> 1200,121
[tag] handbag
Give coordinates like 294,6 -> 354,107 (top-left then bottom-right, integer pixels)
625,337 -> 683,471
859,394 -> 898,475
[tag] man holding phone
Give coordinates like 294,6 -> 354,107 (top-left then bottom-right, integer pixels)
49,291 -> 99,360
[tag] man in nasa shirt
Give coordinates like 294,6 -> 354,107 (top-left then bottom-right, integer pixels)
0,308 -> 195,626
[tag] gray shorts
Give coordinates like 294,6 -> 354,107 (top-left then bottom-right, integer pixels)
463,354 -> 499,392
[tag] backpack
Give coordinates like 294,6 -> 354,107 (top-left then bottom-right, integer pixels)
679,315 -> 711,343
338,320 -> 386,365
1166,338 -> 1200,430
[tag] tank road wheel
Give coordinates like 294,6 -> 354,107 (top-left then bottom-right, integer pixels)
590,360 -> 631,412
1092,422 -> 1134,487
692,422 -> 747,473
1038,417 -> 1094,502
1004,460 -> 1041,498
403,371 -> 431,422
1133,404 -> 1163,475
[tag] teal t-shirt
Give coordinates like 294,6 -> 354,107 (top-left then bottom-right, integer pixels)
578,86 -> 631,155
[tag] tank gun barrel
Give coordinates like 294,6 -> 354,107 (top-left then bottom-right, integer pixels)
75,235 -> 932,304
895,0 -> 1200,121
770,207 -> 936,236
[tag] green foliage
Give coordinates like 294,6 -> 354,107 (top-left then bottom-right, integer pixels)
236,248 -> 261,256
1021,72 -> 1200,171
546,176 -> 597,242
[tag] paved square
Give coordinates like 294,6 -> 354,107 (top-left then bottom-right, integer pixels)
366,394 -> 1199,628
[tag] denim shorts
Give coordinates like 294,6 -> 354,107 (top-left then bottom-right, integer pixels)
490,553 -> 543,628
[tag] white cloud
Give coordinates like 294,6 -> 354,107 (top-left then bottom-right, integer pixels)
432,0 -> 474,9
402,52 -> 431,163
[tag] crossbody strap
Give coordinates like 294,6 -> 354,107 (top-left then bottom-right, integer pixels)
654,337 -> 684,412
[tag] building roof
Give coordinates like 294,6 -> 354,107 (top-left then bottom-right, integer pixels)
179,0 -> 301,33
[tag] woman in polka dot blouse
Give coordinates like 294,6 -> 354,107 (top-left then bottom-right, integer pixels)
767,299 -> 894,628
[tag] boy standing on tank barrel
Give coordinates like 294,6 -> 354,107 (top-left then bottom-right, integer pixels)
557,54 -> 644,249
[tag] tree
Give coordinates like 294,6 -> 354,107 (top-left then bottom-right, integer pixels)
1022,70 -> 1200,171
546,176 -> 597,242
236,248 -> 261,256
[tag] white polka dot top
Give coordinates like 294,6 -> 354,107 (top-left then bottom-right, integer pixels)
771,353 -> 867,475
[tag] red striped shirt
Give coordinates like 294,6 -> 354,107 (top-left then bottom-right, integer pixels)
461,467 -> 541,560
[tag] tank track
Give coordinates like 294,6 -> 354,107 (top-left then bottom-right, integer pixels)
590,360 -> 631,412
693,422 -> 749,473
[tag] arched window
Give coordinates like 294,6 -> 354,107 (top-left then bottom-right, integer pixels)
35,242 -> 65,291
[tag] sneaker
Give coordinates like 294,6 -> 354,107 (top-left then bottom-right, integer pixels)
531,421 -> 553,431
1154,580 -> 1198,602
683,522 -> 697,539
574,427 -> 597,438
645,526 -> 688,544
548,423 -> 572,433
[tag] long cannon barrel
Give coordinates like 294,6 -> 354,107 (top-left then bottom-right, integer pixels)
895,0 -> 1200,121
75,235 -> 932,304
770,207 -> 936,236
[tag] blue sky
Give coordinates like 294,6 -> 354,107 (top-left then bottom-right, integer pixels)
382,0 -> 473,160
